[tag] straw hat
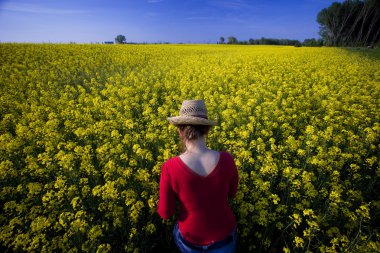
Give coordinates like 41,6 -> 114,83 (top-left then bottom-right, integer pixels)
167,100 -> 217,126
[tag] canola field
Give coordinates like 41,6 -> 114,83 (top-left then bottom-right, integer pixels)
0,44 -> 379,252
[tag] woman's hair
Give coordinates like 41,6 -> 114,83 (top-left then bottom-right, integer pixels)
177,124 -> 211,141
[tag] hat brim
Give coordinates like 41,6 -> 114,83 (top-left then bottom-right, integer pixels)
167,116 -> 217,126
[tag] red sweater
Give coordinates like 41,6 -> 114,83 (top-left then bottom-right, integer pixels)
157,151 -> 239,245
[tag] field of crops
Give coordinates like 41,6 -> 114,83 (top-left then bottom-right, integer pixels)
0,44 -> 379,252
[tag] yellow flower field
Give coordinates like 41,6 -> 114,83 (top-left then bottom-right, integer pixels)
0,44 -> 379,252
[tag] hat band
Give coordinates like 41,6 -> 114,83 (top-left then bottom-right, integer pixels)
195,115 -> 208,119
180,114 -> 208,119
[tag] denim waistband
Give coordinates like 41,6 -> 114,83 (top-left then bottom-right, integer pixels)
177,225 -> 236,251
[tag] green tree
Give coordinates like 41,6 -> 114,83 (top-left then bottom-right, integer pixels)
303,38 -> 323,47
317,0 -> 380,46
227,36 -> 238,44
115,34 -> 126,44
219,37 -> 225,44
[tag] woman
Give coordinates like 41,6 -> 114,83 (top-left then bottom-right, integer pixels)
157,100 -> 239,253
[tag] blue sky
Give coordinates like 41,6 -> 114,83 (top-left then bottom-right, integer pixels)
0,0 -> 341,43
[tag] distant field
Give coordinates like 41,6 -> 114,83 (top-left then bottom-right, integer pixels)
1,44 -> 379,252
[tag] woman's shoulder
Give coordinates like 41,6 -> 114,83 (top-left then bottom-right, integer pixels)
162,156 -> 182,171
163,156 -> 179,165
219,151 -> 237,169
219,151 -> 235,160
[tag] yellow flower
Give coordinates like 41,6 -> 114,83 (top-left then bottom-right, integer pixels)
294,236 -> 304,248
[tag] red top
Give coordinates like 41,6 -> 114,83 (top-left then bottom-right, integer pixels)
157,151 -> 239,245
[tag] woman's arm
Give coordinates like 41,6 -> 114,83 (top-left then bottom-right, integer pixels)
157,164 -> 177,219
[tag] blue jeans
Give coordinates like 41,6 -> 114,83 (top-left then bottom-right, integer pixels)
173,223 -> 237,253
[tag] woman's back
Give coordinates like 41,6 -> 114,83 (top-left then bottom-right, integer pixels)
179,149 -> 220,177
158,151 -> 238,245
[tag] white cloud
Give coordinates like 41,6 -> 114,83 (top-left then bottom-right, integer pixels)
208,0 -> 258,11
0,2 -> 89,15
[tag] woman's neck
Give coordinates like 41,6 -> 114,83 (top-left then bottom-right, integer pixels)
184,137 -> 208,154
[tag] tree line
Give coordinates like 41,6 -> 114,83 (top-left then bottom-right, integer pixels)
218,36 -> 323,47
